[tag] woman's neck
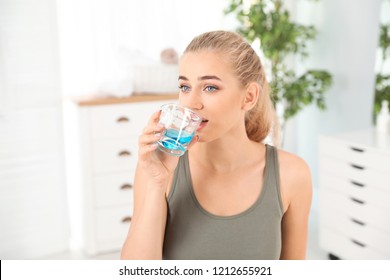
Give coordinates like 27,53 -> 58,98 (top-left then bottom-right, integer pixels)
190,131 -> 265,173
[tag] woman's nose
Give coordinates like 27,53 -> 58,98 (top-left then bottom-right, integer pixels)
181,92 -> 203,111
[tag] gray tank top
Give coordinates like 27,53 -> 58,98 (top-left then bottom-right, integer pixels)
163,144 -> 284,260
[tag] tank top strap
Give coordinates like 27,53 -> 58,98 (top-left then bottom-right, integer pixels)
264,144 -> 284,215
166,151 -> 190,203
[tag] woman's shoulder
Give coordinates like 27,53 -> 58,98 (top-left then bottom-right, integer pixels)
275,147 -> 312,212
276,148 -> 310,176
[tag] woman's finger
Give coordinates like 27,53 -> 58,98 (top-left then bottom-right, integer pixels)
137,111 -> 164,161
147,110 -> 162,126
142,123 -> 165,135
138,142 -> 159,161
138,132 -> 162,146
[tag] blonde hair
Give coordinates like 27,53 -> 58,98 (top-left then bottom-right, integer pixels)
184,30 -> 280,147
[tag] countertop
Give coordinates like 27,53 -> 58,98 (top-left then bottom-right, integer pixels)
70,93 -> 178,106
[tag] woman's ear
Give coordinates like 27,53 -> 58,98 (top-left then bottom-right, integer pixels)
242,82 -> 260,111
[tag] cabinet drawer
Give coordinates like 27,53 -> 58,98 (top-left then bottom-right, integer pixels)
320,156 -> 390,193
320,172 -> 390,211
92,138 -> 138,174
96,205 -> 133,243
319,226 -> 389,259
320,137 -> 390,174
320,188 -> 390,234
321,205 -> 390,256
95,172 -> 134,208
89,101 -> 167,140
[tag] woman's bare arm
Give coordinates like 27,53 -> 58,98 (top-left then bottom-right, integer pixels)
279,155 -> 312,260
120,111 -> 176,259
120,164 -> 170,259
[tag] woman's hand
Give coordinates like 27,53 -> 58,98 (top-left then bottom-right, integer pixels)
137,110 -> 198,187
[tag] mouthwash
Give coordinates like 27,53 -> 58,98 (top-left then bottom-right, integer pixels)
161,129 -> 194,151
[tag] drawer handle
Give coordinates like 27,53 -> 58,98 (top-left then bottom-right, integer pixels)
351,239 -> 366,248
350,164 -> 365,170
117,116 -> 130,123
350,180 -> 365,187
350,197 -> 365,205
350,146 -> 365,153
351,218 -> 366,226
118,150 -> 131,157
121,216 -> 132,223
120,183 -> 133,190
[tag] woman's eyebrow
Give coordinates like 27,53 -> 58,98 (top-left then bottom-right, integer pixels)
178,75 -> 222,81
199,75 -> 221,81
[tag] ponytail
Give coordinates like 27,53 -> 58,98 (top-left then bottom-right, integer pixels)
245,69 -> 281,148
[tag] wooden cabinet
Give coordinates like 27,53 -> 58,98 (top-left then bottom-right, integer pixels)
319,129 -> 390,259
64,95 -> 177,255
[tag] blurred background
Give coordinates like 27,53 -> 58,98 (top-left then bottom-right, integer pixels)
0,0 -> 389,260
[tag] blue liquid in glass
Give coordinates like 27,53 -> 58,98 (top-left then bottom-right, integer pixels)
162,129 -> 194,151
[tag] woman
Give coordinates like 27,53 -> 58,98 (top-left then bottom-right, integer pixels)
121,31 -> 312,260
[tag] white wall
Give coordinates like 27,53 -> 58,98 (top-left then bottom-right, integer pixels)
56,0 -> 230,97
0,0 -> 70,259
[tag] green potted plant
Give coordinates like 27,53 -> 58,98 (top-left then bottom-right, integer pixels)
373,7 -> 390,124
225,0 -> 333,144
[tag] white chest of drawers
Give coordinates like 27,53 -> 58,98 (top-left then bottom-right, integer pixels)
319,129 -> 390,259
63,95 -> 177,256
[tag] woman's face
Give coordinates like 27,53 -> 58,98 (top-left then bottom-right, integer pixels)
178,50 -> 247,143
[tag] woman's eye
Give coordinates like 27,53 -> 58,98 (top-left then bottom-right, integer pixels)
179,85 -> 190,92
204,85 -> 218,92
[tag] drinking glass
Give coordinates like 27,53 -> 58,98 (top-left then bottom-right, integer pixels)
157,103 -> 202,156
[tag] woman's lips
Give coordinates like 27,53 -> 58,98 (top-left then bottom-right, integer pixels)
197,119 -> 208,131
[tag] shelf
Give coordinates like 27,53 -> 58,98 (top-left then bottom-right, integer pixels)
69,93 -> 179,107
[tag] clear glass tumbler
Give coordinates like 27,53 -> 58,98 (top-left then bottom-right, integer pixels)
157,103 -> 202,156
